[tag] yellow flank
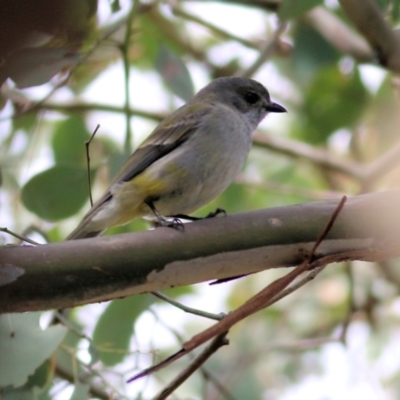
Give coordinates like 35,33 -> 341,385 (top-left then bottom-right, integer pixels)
132,172 -> 167,196
112,163 -> 188,225
106,170 -> 168,226
131,162 -> 187,197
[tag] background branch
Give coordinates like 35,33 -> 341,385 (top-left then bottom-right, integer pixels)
339,0 -> 400,71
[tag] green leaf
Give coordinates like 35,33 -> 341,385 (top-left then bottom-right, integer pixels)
392,0 -> 400,22
0,313 -> 67,388
21,165 -> 90,221
155,44 -> 194,101
52,115 -> 91,166
12,112 -> 38,133
93,295 -> 154,366
298,66 -> 369,144
136,12 -> 185,69
111,0 -> 121,13
25,360 -> 51,390
0,388 -> 35,400
136,15 -> 160,67
69,383 -> 89,400
279,0 -> 323,19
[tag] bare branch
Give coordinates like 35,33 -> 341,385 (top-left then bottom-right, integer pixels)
305,7 -> 374,63
17,101 -> 166,121
252,132 -> 364,179
152,291 -> 225,321
2,190 -> 400,313
239,21 -> 287,78
339,0 -> 400,71
0,227 -> 39,245
361,137 -> 400,189
151,333 -> 228,400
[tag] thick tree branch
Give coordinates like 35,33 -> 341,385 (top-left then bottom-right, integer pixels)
1,190 -> 400,313
339,0 -> 400,71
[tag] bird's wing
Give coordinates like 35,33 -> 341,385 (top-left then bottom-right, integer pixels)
74,104 -> 212,225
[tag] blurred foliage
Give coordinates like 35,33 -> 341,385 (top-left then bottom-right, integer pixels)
279,0 -> 323,20
2,0 -> 400,399
292,22 -> 341,84
93,295 -> 154,366
21,165 -> 90,221
298,66 -> 369,144
155,44 -> 195,101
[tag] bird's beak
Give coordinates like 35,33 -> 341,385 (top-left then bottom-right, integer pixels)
265,102 -> 286,113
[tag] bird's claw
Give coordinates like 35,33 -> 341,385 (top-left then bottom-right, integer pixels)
205,208 -> 226,218
155,217 -> 185,231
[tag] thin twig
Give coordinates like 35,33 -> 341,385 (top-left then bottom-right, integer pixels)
57,345 -> 127,400
264,264 -> 326,309
55,362 -> 112,400
54,311 -> 97,346
85,124 -> 100,207
360,137 -> 400,190
304,7 -> 374,63
9,101 -> 166,122
148,309 -> 237,400
239,21 -> 287,78
0,227 -> 39,245
145,5 -> 224,74
151,333 -> 229,400
152,291 -> 226,321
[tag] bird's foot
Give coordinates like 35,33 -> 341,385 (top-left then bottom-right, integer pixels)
154,216 -> 184,231
171,208 -> 226,221
205,208 -> 226,219
146,200 -> 185,231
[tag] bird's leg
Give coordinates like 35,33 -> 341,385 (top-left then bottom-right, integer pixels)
171,208 -> 226,221
145,200 -> 184,230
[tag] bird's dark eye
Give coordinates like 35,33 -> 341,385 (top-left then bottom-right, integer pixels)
244,91 -> 260,104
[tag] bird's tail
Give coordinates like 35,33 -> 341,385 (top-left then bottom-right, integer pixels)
65,222 -> 104,240
66,198 -> 144,240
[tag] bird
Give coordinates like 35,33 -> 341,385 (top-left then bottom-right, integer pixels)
66,76 -> 286,240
